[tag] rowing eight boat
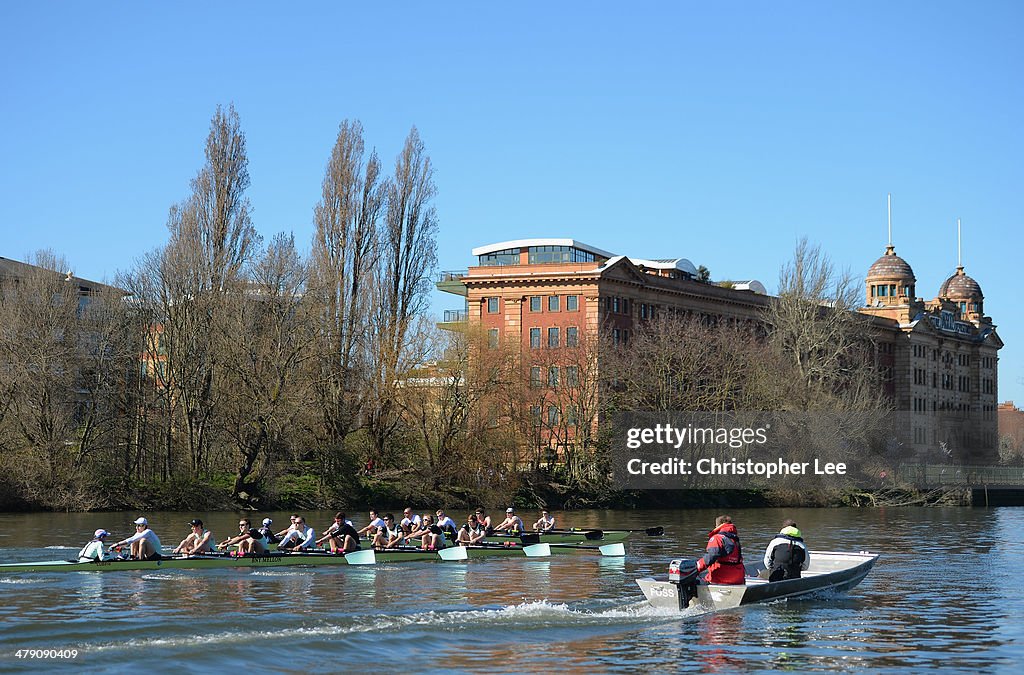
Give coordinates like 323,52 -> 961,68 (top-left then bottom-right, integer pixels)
0,538 -> 626,573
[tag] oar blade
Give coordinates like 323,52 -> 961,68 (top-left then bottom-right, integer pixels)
344,549 -> 376,565
599,542 -> 626,557
523,543 -> 551,558
438,546 -> 468,561
584,530 -> 604,541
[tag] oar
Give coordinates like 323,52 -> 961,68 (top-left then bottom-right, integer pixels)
344,549 -> 376,565
523,543 -> 551,557
555,526 -> 664,537
438,546 -> 468,561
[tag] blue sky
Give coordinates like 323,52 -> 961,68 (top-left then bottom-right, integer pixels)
2,3 -> 1022,404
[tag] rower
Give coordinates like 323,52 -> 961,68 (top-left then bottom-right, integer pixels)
258,518 -> 279,545
240,528 -> 269,555
219,518 -> 253,551
79,529 -> 112,562
112,517 -> 163,560
275,514 -> 301,541
174,519 -> 215,555
278,516 -> 316,551
457,514 -> 486,545
356,509 -> 386,538
494,508 -> 524,533
408,515 -> 446,550
316,513 -> 359,553
400,507 -> 421,531
371,514 -> 402,549
435,510 -> 458,539
533,510 -> 556,532
474,507 -> 493,534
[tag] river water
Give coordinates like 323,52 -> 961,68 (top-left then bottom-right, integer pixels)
0,506 -> 1021,673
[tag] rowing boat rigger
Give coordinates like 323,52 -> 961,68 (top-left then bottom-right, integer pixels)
481,526 -> 664,546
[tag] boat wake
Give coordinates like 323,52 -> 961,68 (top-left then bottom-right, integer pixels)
84,599 -> 683,653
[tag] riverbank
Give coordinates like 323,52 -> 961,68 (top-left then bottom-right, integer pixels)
0,466 -> 982,512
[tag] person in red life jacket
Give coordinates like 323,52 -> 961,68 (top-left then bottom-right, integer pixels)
695,515 -> 745,585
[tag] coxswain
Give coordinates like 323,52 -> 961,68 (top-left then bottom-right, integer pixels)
695,515 -> 745,585
79,529 -> 112,562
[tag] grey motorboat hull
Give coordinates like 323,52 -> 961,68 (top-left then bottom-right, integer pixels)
636,550 -> 878,611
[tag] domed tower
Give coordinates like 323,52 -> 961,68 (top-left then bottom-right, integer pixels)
866,244 -> 916,308
937,265 -> 984,324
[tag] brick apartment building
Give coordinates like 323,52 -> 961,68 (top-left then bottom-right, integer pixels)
438,236 -> 1002,463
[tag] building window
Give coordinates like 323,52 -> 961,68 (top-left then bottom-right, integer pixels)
487,297 -> 499,313
547,406 -> 560,426
527,245 -> 596,264
548,366 -> 559,388
566,326 -> 578,347
530,366 -> 541,388
478,248 -> 520,266
612,297 -> 620,313
488,328 -> 499,348
548,295 -> 560,312
613,328 -> 621,344
530,296 -> 541,312
548,327 -> 560,348
566,295 -> 578,311
531,406 -> 542,427
530,328 -> 541,349
565,365 -> 579,388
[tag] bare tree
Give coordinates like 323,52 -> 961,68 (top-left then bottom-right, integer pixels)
766,237 -> 866,408
308,120 -> 383,479
161,104 -> 260,473
215,234 -> 316,500
367,126 -> 438,465
0,252 -> 96,507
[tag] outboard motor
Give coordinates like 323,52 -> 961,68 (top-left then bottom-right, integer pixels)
668,558 -> 700,609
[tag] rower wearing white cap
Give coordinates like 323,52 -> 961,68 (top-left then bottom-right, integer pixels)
78,529 -> 112,562
112,517 -> 163,560
258,518 -> 279,545
493,508 -> 525,533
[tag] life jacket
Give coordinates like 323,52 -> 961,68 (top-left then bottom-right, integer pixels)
767,533 -> 806,581
703,523 -> 745,585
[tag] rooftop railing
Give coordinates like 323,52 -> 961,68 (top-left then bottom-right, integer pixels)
442,309 -> 468,323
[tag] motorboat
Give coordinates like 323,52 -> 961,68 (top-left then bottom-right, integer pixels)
636,550 -> 878,612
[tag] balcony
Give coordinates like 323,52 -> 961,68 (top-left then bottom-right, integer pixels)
438,309 -> 468,331
436,270 -> 468,296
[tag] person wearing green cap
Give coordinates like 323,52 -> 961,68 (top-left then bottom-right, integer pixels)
763,519 -> 809,581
